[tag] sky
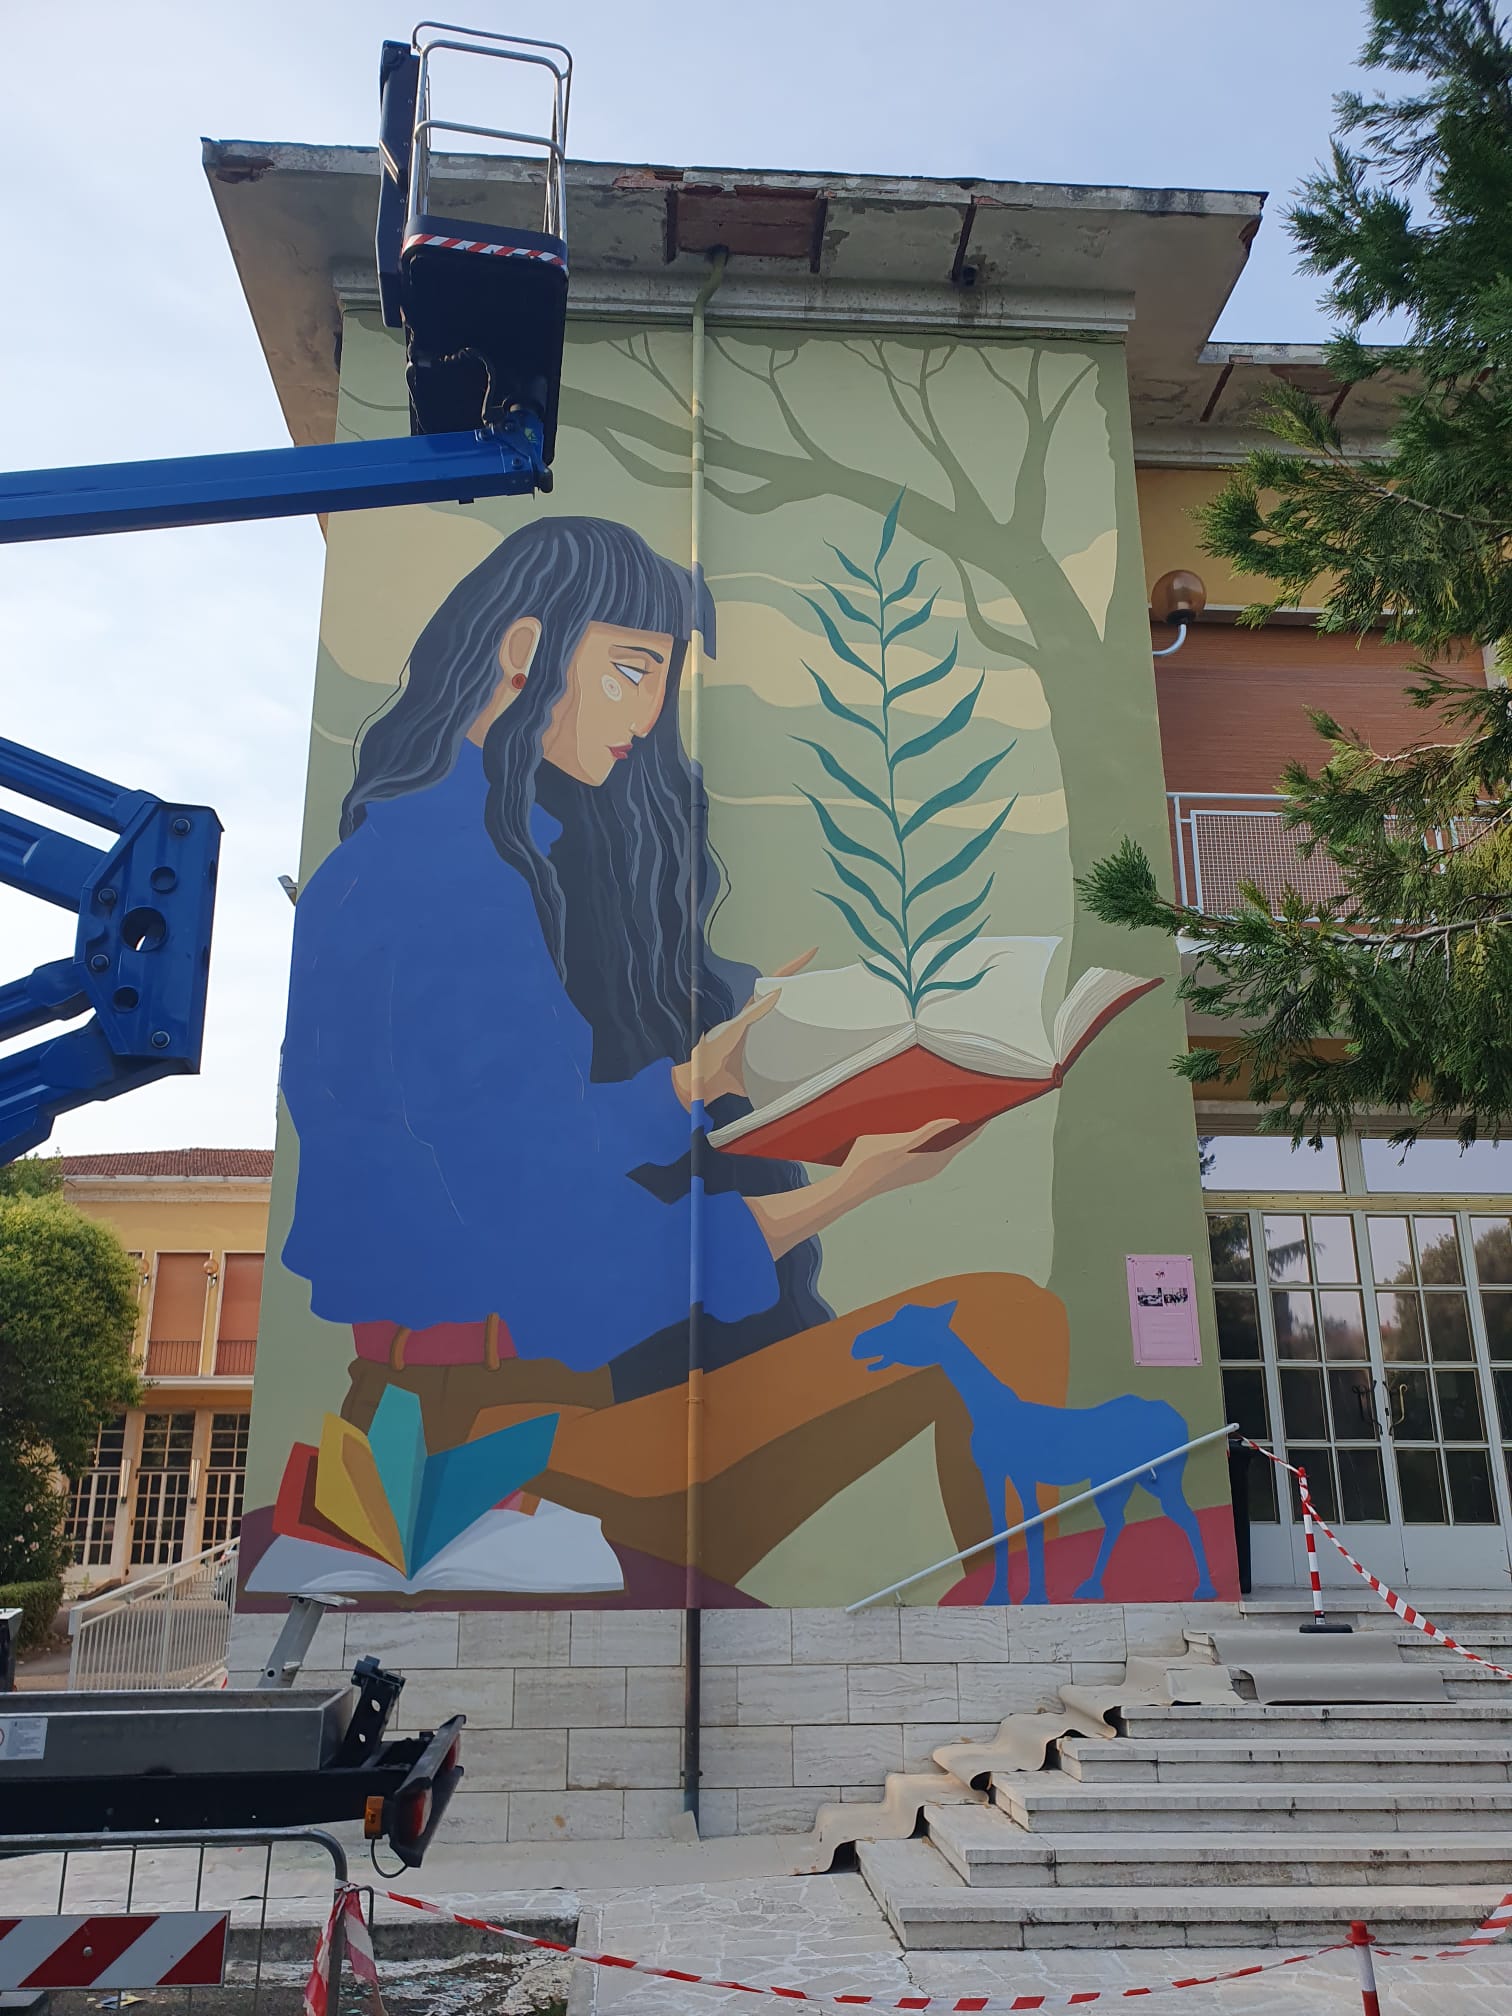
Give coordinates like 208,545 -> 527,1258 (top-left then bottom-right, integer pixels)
5,0 -> 1381,1155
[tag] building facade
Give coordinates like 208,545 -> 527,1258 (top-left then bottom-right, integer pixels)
61,1150 -> 269,1585
198,145 -> 1512,1836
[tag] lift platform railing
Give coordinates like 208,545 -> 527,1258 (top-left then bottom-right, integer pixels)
407,22 -> 572,240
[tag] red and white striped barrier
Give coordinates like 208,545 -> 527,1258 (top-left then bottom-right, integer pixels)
1243,1437 -> 1512,1680
0,1912 -> 228,1991
304,1885 -> 385,2016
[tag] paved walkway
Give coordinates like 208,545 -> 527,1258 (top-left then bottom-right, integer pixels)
3,1837 -> 1511,2013
571,1868 -> 1512,2016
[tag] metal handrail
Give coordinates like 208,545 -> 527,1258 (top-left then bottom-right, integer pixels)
407,24 -> 572,242
68,1536 -> 238,1690
845,1422 -> 1239,1612
68,1535 -> 235,1626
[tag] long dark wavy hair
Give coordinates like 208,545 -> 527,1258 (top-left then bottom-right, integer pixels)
341,517 -> 830,1397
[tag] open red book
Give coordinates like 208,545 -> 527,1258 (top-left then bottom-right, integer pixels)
710,937 -> 1160,1166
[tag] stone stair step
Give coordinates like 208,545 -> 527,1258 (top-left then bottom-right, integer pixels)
993,1778 -> 1512,1833
1117,1701 -> 1512,1742
1057,1735 -> 1512,1783
924,1807 -> 1512,1889
869,1874 -> 1503,1951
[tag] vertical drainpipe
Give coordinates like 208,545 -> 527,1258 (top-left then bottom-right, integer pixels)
684,245 -> 728,1826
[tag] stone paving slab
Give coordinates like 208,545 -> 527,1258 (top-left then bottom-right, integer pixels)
573,1868 -> 1512,2016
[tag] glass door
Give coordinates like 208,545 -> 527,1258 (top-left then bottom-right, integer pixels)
129,1411 -> 196,1568
1208,1205 -> 1512,1591
1376,1211 -> 1512,1587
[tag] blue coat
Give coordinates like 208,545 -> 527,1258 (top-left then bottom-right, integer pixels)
280,744 -> 780,1368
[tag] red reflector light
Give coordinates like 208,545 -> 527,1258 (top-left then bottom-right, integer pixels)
396,1786 -> 433,1844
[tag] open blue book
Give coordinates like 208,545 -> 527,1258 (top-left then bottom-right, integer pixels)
313,1385 -> 559,1578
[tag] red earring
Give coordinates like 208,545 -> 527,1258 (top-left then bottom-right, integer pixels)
510,672 -> 527,691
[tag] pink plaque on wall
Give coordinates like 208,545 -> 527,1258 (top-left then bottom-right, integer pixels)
1126,1255 -> 1201,1366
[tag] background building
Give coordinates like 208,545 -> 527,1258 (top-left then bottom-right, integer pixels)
61,1149 -> 269,1585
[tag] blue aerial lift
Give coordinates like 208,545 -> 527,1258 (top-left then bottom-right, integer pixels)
0,24 -> 571,1163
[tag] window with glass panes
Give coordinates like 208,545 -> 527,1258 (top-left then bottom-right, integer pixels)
1368,1214 -> 1497,1525
1473,1216 -> 1512,1500
201,1412 -> 248,1547
65,1416 -> 126,1567
130,1411 -> 195,1566
1208,1203 -> 1506,1531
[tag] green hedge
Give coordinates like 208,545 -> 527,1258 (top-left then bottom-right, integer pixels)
0,1578 -> 63,1650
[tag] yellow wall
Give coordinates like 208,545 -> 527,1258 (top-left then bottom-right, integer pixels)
65,1185 -> 269,1387
1135,466 -> 1293,610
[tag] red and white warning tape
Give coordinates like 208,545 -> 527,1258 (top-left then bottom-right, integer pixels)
377,1888 -> 1342,2008
1243,1437 -> 1512,1681
304,1886 -> 386,2016
402,233 -> 567,270
294,1858 -> 1512,2010
375,1878 -> 1512,2001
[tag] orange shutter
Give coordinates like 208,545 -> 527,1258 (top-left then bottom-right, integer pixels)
217,1253 -> 264,1342
148,1254 -> 209,1340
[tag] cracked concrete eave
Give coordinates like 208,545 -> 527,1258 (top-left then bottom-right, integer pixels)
202,140 -> 1292,453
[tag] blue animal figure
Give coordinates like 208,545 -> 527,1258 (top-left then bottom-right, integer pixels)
852,1300 -> 1218,1606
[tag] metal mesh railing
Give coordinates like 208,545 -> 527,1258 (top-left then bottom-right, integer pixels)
1188,807 -> 1348,915
1169,794 -> 1496,918
68,1538 -> 238,1690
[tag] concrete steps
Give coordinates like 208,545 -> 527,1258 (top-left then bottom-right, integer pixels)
857,1841 -> 1504,1950
851,1626 -> 1512,1951
1056,1734 -> 1512,1783
992,1777 -> 1512,1832
923,1804 -> 1512,1889
1117,1700 -> 1512,1743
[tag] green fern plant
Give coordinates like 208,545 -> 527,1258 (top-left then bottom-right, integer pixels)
795,489 -> 1017,1014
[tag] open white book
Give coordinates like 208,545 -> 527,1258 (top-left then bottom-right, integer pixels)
245,1499 -> 625,1597
710,936 -> 1159,1164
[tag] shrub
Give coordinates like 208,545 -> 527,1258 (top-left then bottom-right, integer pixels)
0,1577 -> 65,1649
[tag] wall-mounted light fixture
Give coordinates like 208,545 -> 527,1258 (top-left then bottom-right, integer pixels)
1150,569 -> 1207,658
204,1257 -> 220,1288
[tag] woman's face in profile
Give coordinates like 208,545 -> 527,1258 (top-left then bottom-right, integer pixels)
541,622 -> 676,786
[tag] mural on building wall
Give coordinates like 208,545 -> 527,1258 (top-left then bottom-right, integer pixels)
242,322 -> 1240,1608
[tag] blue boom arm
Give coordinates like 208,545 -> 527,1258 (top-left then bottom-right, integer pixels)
0,739 -> 221,1161
0,414 -> 547,543
0,413 -> 549,1157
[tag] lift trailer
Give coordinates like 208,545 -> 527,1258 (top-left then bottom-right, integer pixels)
0,22 -> 571,1164
0,1662 -> 463,1868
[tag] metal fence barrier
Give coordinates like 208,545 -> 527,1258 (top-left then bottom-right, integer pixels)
0,1828 -> 350,2016
68,1540 -> 239,1691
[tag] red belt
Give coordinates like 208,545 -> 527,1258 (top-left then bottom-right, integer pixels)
352,1314 -> 517,1369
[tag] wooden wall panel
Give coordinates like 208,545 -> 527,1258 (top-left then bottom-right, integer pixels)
1155,625 -> 1482,796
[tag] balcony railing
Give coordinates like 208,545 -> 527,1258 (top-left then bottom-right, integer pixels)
1167,792 -> 1487,919
143,1337 -> 202,1377
213,1336 -> 258,1378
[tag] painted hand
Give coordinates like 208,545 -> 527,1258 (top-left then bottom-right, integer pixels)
837,1118 -> 985,1208
673,948 -> 816,1108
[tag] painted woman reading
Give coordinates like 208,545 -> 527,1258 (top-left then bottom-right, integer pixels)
275,517 -> 1035,1596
